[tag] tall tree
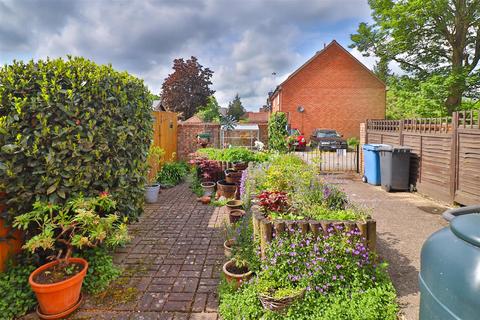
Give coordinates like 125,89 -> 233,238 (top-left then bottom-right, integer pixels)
197,96 -> 221,123
351,0 -> 480,115
226,94 -> 246,120
161,56 -> 214,120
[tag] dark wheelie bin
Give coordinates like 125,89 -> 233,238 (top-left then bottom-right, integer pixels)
378,146 -> 411,192
420,207 -> 480,320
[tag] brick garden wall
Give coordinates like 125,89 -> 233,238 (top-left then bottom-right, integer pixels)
177,123 -> 220,160
177,122 -> 269,160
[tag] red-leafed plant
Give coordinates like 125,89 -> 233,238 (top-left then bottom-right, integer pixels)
257,191 -> 290,213
189,157 -> 221,181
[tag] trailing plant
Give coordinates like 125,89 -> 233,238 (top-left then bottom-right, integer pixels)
268,112 -> 289,153
0,57 -> 152,220
0,255 -> 38,320
14,193 -> 130,265
76,247 -> 121,294
156,161 -> 189,187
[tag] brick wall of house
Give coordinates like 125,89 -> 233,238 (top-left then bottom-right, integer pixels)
271,41 -> 385,140
177,123 -> 220,160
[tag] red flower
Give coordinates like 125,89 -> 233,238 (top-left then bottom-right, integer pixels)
99,191 -> 109,198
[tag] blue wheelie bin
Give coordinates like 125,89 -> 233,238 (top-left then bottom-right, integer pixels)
362,144 -> 390,185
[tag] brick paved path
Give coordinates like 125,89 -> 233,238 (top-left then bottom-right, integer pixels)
74,183 -> 226,320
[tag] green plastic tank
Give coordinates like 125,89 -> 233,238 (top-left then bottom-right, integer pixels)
419,208 -> 480,320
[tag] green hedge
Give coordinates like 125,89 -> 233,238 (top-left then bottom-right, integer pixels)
268,112 -> 289,153
0,57 -> 152,220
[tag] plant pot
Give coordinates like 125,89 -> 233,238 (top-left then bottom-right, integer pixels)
145,184 -> 161,203
225,169 -> 243,184
224,239 -> 235,258
226,200 -> 243,212
232,162 -> 248,171
216,180 -> 237,199
229,209 -> 246,224
223,259 -> 252,288
29,257 -> 88,318
0,192 -> 23,272
201,181 -> 216,197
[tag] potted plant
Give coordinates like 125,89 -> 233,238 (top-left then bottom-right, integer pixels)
222,258 -> 253,288
145,146 -> 165,203
229,209 -> 246,224
226,199 -> 243,212
13,193 -> 129,319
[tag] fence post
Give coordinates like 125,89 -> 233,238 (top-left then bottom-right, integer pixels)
356,144 -> 360,173
399,119 -> 404,146
450,112 -> 459,202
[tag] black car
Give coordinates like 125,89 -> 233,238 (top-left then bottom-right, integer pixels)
310,129 -> 347,150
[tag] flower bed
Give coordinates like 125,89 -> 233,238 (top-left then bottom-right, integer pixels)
218,154 -> 398,319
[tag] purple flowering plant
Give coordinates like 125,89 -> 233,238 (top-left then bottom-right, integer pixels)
258,225 -> 381,296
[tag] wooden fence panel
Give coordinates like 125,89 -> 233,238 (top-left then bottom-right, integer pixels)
455,130 -> 480,205
365,111 -> 480,205
417,136 -> 452,202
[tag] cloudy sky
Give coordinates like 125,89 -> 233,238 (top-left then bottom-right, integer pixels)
0,0 -> 376,111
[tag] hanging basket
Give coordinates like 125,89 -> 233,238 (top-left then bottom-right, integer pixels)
259,288 -> 306,312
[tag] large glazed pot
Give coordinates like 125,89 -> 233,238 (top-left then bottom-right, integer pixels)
216,180 -> 237,199
30,257 -> 88,318
419,213 -> 480,320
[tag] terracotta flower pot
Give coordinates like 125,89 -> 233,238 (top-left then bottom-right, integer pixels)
29,257 -> 88,318
222,259 -> 252,288
232,162 -> 248,171
216,180 -> 237,199
0,192 -> 23,272
226,200 -> 243,212
225,169 -> 243,184
229,209 -> 246,224
224,239 -> 235,258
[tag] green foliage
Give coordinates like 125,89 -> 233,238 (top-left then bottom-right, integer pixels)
197,96 -> 221,123
219,229 -> 398,320
77,247 -> 121,294
226,94 -> 246,120
0,57 -> 153,221
188,166 -> 204,197
210,198 -> 231,207
347,137 -> 359,148
0,256 -> 37,320
197,147 -> 270,163
230,213 -> 261,272
156,161 -> 189,187
268,112 -> 289,153
14,193 -> 130,261
351,0 -> 480,114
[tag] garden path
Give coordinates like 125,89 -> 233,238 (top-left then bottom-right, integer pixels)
324,173 -> 449,320
73,183 -> 226,320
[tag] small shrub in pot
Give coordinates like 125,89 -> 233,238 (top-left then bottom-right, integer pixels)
13,193 -> 129,318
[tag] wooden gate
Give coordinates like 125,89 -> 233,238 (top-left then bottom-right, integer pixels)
148,111 -> 178,181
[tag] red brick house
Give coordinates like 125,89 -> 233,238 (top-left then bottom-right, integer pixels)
269,40 -> 386,139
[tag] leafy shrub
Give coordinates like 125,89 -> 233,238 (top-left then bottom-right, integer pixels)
77,247 -> 121,294
196,147 -> 270,163
14,193 -> 130,262
0,255 -> 37,320
0,57 -> 153,221
156,161 -> 189,187
268,112 -> 289,153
